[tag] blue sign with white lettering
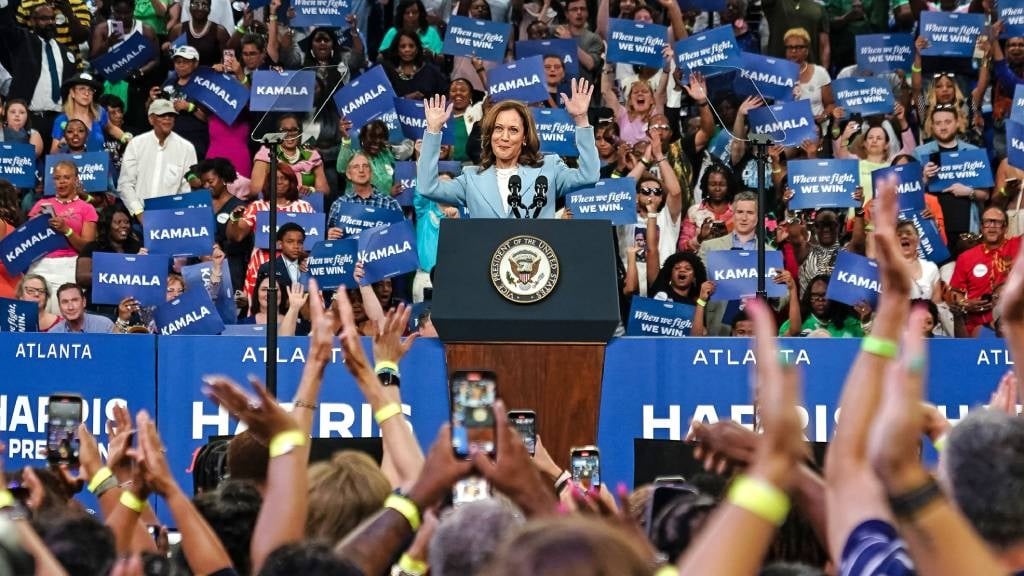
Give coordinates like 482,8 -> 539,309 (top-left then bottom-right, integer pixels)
920,12 -> 986,57
607,19 -> 668,69
144,207 -> 215,256
441,15 -> 510,62
394,161 -> 416,207
91,33 -> 156,83
143,189 -> 212,211
43,152 -> 109,196
155,287 -> 225,335
329,202 -> 405,236
0,144 -> 37,188
855,34 -> 915,73
676,0 -> 726,11
674,25 -> 740,74
899,209 -> 950,264
928,149 -> 993,192
184,68 -> 250,125
181,261 -> 237,325
747,99 -> 817,147
289,0 -> 352,26
0,216 -> 67,275
333,66 -> 396,133
394,98 -> 454,143
255,211 -> 324,251
0,298 -> 38,333
706,250 -> 787,300
565,178 -> 637,226
307,239 -> 358,289
872,162 -> 925,211
831,77 -> 896,117
1008,120 -> 1024,171
250,70 -> 316,112
531,108 -> 578,157
91,252 -> 168,306
999,0 -> 1024,38
734,52 -> 798,102
515,39 -> 578,76
826,251 -> 880,306
626,297 -> 694,336
1013,85 -> 1024,124
357,221 -> 418,284
787,159 -> 860,209
487,56 -> 549,104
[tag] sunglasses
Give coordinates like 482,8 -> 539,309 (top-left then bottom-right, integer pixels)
639,187 -> 664,197
933,72 -> 954,79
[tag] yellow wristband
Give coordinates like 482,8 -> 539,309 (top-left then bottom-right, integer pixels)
654,567 -> 680,576
375,360 -> 399,374
0,489 -> 13,509
398,553 -> 429,575
87,467 -> 114,493
911,63 -> 922,73
696,298 -> 707,308
268,429 -> 307,458
119,490 -> 147,513
861,336 -> 898,359
374,403 -> 403,425
64,228 -> 73,237
726,474 -> 791,525
385,494 -> 421,531
933,432 -> 948,453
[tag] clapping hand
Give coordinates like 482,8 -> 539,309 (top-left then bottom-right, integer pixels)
203,375 -> 299,444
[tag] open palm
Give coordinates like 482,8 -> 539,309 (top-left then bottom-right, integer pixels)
423,94 -> 453,133
560,78 -> 594,117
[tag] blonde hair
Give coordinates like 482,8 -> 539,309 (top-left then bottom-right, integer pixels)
783,27 -> 811,44
921,76 -> 969,139
305,451 -> 390,542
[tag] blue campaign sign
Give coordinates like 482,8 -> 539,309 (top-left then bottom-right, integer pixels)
91,252 -> 168,306
394,98 -> 454,144
249,70 -> 316,112
706,250 -> 787,300
357,221 -> 418,284
607,19 -> 668,69
872,162 -> 925,211
0,143 -> 37,188
143,189 -> 213,211
0,216 -> 66,275
928,149 -> 993,192
155,287 -> 225,335
91,32 -> 156,83
143,207 -> 216,257
181,261 -> 237,325
333,66 -> 395,132
307,239 -> 358,289
330,201 -> 405,236
787,159 -> 860,209
855,34 -> 915,73
255,211 -> 324,250
674,25 -> 740,74
441,15 -> 510,62
43,152 -> 109,195
676,0 -> 726,11
531,108 -> 578,157
999,0 -> 1024,38
1008,120 -> 1024,171
565,178 -> 637,226
826,251 -> 880,306
289,0 -> 352,27
626,297 -> 694,337
746,99 -> 817,146
1012,85 -> 1024,124
920,12 -> 986,57
899,209 -> 950,263
734,52 -> 798,102
394,161 -> 416,207
171,33 -> 186,50
184,68 -> 250,125
0,298 -> 38,332
488,56 -> 548,104
831,77 -> 896,117
221,324 -> 266,335
515,39 -> 578,76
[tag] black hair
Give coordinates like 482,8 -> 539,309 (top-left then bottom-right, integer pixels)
649,252 -> 708,302
698,161 -> 737,203
34,514 -> 116,576
240,33 -> 266,52
276,222 -> 306,242
55,283 -> 85,300
394,0 -> 429,33
193,480 -> 263,576
0,179 -> 24,227
97,93 -> 125,110
911,298 -> 939,336
800,274 -> 856,332
198,157 -> 239,184
94,204 -> 142,253
251,274 -> 289,316
386,30 -> 425,67
257,541 -> 363,576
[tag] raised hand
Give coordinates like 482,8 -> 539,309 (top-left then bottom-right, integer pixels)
286,282 -> 308,310
738,95 -> 764,117
203,375 -> 299,443
682,71 -> 708,104
560,78 -> 595,120
872,173 -> 913,296
423,94 -> 453,133
306,278 -> 341,365
372,303 -> 418,365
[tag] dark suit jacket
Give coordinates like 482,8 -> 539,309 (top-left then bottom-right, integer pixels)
256,257 -> 299,291
0,4 -> 76,105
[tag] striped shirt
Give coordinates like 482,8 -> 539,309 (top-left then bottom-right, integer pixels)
17,0 -> 91,52
839,520 -> 916,576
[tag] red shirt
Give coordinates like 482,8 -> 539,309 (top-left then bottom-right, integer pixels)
950,235 -> 1022,330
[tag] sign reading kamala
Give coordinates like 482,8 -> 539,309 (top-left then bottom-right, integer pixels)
393,161 -> 415,207
91,33 -> 156,83
0,298 -> 37,333
155,287 -> 225,335
515,39 -> 578,76
734,52 -> 798,102
143,189 -> 213,211
357,221 -> 418,284
289,0 -> 352,27
0,216 -> 66,275
1012,85 -> 1024,124
855,34 -> 914,73
787,159 -> 860,209
566,178 -> 637,226
143,207 -> 215,256
441,15 -> 511,62
43,152 -> 109,195
330,202 -> 404,236
674,25 -> 740,74
530,108 -> 578,157
899,209 -> 950,264
488,56 -> 548,103
831,77 -> 896,117
250,70 -> 316,111
998,0 -> 1024,38
181,261 -> 237,325
307,239 -> 358,289
607,19 -> 668,68
826,251 -> 881,306
1008,120 -> 1024,171
0,144 -> 37,188
676,0 -> 726,11
706,250 -> 787,300
91,252 -> 168,306
872,162 -> 925,211
626,297 -> 694,337
394,98 -> 454,143
919,12 -> 986,57
333,66 -> 395,132
184,68 -> 250,125
746,99 -> 817,146
255,211 -> 324,250
928,149 -> 994,192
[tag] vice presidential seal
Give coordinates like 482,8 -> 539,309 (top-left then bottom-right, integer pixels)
490,235 -> 559,303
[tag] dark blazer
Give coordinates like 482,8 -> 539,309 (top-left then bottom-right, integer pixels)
256,256 -> 299,291
0,4 -> 76,105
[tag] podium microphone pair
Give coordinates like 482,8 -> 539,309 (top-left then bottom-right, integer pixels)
508,175 -> 548,219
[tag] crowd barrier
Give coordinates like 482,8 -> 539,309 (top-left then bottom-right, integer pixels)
0,333 -> 1013,521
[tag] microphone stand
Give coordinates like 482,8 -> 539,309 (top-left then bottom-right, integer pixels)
260,131 -> 286,397
750,132 -> 773,301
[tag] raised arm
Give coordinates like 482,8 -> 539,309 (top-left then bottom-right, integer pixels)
554,78 -> 599,195
999,239 -> 1024,391
418,95 -> 468,207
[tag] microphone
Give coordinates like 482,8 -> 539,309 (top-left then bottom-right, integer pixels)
508,174 -> 523,219
529,175 -> 548,219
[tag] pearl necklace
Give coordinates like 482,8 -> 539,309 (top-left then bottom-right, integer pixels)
189,19 -> 211,39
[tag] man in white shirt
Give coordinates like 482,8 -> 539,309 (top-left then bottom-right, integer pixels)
117,99 -> 197,223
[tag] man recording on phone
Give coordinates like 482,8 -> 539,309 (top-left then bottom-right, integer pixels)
949,205 -> 1020,337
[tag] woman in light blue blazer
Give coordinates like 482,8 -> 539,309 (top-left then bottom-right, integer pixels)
416,79 -> 600,219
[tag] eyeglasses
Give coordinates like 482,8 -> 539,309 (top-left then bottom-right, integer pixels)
166,287 -> 185,295
809,292 -> 827,301
22,287 -> 46,297
785,44 -> 808,51
982,218 -> 1006,227
73,86 -> 95,93
639,187 -> 664,197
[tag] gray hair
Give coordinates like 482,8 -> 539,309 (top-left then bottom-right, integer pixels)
733,190 -> 758,208
429,499 -> 524,576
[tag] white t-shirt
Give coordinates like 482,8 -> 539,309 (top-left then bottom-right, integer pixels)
911,259 -> 940,301
495,167 -> 519,216
797,64 -> 832,117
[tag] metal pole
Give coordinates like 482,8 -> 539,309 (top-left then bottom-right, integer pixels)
750,133 -> 772,301
266,142 -> 279,397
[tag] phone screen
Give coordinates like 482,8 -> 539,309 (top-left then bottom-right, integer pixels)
450,371 -> 497,458
47,395 -> 83,466
509,411 -> 536,455
110,20 -> 124,36
452,477 -> 491,507
223,49 -> 234,66
570,447 -> 601,490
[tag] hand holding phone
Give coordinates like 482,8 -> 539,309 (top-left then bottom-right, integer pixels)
508,410 -> 536,455
46,394 -> 84,466
570,446 -> 601,491
450,371 -> 497,458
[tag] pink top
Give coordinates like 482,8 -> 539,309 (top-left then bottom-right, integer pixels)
616,107 -> 650,145
28,198 -> 97,259
254,147 -> 324,189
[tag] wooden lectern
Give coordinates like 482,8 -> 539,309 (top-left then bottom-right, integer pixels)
432,219 -> 620,468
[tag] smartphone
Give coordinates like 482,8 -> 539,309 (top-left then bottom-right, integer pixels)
40,204 -> 55,217
222,49 -> 235,67
1006,178 -> 1020,195
452,477 -> 491,507
449,370 -> 497,458
570,446 -> 601,491
710,221 -> 727,236
46,394 -> 83,466
929,151 -> 942,167
645,482 -> 702,540
109,19 -> 124,37
508,410 -> 536,455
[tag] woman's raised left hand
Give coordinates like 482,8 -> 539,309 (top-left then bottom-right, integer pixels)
561,78 -> 594,121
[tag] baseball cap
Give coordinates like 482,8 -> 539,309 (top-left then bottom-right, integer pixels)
148,99 -> 177,116
172,45 -> 200,61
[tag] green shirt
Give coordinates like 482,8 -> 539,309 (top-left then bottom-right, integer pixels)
779,314 -> 865,337
379,26 -> 444,56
